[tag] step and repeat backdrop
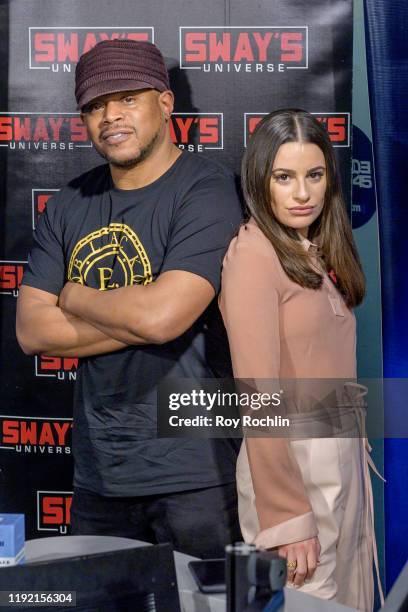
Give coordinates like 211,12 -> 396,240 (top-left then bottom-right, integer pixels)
0,0 -> 354,538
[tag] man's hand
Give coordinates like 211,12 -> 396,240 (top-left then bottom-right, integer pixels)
59,281 -> 95,312
278,536 -> 321,587
57,270 -> 216,345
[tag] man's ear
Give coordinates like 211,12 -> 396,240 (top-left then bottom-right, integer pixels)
158,90 -> 174,121
80,113 -> 91,137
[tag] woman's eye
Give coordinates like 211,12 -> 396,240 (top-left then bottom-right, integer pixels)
276,174 -> 289,182
309,172 -> 323,180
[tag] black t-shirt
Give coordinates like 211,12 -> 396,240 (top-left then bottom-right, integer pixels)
23,152 -> 243,496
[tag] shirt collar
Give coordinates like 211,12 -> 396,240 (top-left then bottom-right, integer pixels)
300,237 -> 319,254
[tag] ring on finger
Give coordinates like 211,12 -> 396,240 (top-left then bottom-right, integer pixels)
287,560 -> 297,570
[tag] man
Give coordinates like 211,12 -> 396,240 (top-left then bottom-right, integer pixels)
16,40 -> 242,557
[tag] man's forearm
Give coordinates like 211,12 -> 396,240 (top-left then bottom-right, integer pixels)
41,333 -> 127,358
59,271 -> 216,346
60,283 -> 161,344
17,298 -> 129,357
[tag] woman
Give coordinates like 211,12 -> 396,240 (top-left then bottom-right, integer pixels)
219,109 -> 382,610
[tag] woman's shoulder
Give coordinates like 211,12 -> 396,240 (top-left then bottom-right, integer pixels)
222,218 -> 286,291
224,217 -> 280,264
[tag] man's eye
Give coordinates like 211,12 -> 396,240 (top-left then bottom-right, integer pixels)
123,96 -> 136,104
87,102 -> 103,113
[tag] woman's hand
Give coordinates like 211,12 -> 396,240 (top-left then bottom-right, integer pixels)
278,537 -> 321,587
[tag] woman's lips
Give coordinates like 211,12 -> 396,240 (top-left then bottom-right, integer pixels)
288,207 -> 315,216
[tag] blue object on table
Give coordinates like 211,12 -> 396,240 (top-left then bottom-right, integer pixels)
0,514 -> 25,566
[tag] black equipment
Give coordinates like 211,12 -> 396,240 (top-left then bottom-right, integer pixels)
226,542 -> 286,612
0,543 -> 180,612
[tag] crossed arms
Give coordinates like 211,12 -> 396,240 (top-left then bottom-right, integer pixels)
16,271 -> 215,358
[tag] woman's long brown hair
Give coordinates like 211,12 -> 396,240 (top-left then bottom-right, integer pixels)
241,109 -> 365,307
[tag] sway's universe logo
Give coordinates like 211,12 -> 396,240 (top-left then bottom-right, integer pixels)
0,415 -> 72,455
29,28 -> 154,72
244,113 -> 350,147
0,113 -> 91,151
171,113 -> 223,151
35,356 -> 78,382
68,223 -> 153,290
32,189 -> 59,229
37,491 -> 73,534
180,26 -> 308,72
0,261 -> 26,298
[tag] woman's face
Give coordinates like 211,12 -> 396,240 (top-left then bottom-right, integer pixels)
269,141 -> 327,238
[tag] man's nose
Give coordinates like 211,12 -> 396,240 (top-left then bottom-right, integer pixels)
294,179 -> 310,203
102,100 -> 124,123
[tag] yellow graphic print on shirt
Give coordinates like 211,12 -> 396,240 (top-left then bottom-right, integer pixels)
68,223 -> 152,290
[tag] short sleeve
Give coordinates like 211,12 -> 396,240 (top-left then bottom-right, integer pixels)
22,193 -> 66,296
160,172 -> 242,293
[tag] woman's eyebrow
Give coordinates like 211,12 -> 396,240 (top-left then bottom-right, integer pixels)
271,167 -> 295,173
271,165 -> 326,173
307,165 -> 326,172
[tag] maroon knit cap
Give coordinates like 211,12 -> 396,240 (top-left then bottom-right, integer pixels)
75,39 -> 170,110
